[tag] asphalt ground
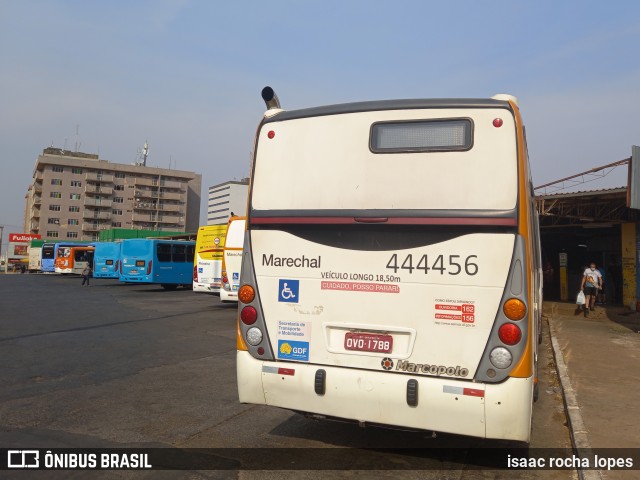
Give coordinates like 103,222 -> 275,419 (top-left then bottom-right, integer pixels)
0,273 -> 574,479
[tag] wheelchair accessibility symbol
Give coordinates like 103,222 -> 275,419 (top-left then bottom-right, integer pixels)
278,279 -> 299,303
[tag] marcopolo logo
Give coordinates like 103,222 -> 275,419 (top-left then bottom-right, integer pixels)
381,358 -> 393,370
386,360 -> 469,377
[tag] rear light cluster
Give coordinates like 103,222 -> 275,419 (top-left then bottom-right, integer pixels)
236,245 -> 274,360
488,298 -> 526,373
193,265 -> 198,282
221,269 -> 230,292
475,237 -> 531,383
239,285 -> 264,347
146,260 -> 152,276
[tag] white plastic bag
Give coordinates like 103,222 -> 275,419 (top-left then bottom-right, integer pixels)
576,291 -> 585,305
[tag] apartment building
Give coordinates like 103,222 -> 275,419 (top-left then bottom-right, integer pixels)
25,148 -> 202,240
207,178 -> 249,225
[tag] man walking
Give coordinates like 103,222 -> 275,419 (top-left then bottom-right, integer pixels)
580,262 -> 602,317
81,263 -> 93,287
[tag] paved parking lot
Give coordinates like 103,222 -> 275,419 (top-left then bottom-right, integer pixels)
0,274 -> 573,479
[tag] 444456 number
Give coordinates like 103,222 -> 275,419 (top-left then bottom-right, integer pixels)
386,253 -> 478,276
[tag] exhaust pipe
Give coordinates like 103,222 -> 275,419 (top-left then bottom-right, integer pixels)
261,86 -> 281,110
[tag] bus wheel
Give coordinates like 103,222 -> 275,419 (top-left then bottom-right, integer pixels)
161,284 -> 178,291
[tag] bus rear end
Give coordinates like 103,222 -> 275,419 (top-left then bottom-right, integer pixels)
220,217 -> 246,302
120,239 -> 153,283
193,225 -> 227,294
41,243 -> 56,273
93,242 -> 122,279
236,91 -> 538,442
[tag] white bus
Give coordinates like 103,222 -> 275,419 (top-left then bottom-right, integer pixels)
193,225 -> 227,294
236,87 -> 541,443
220,216 -> 246,302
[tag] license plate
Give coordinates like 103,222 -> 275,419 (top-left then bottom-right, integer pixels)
130,269 -> 138,274
344,332 -> 393,353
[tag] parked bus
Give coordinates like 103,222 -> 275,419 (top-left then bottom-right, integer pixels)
28,239 -> 45,273
193,225 -> 227,294
55,245 -> 95,274
220,217 -> 246,302
41,242 -> 57,273
120,239 -> 195,290
93,242 -> 122,279
236,88 -> 542,443
42,241 -> 90,273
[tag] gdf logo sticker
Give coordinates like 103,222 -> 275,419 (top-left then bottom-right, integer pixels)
278,340 -> 309,361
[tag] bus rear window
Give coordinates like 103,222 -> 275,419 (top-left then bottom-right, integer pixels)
370,119 -> 472,153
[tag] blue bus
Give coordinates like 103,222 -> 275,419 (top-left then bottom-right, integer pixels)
42,241 -> 92,273
93,242 -> 122,279
119,239 -> 195,290
41,242 -> 57,273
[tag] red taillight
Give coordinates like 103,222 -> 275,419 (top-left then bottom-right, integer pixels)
498,323 -> 522,345
268,130 -> 275,139
222,276 -> 228,284
240,306 -> 257,325
115,260 -> 119,272
193,265 -> 198,281
493,118 -> 504,128
147,260 -> 152,275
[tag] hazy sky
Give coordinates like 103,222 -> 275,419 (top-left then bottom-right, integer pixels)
1,0 -> 639,237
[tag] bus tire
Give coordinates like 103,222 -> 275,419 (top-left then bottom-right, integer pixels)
161,284 -> 178,290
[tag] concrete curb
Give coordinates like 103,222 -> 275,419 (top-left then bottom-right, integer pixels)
547,316 -> 602,480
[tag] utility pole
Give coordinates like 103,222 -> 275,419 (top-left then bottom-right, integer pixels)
0,225 -> 4,273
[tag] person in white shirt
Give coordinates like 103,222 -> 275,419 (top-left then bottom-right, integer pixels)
580,262 -> 602,316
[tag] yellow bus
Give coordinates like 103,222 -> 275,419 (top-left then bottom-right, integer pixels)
236,88 -> 542,443
192,225 -> 227,294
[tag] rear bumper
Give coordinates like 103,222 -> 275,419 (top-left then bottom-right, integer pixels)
237,351 -> 532,442
119,275 -> 147,282
193,282 -> 220,293
220,288 -> 238,302
93,272 -> 118,278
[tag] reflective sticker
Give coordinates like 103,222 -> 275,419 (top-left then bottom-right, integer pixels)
262,366 -> 296,376
443,385 -> 485,397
